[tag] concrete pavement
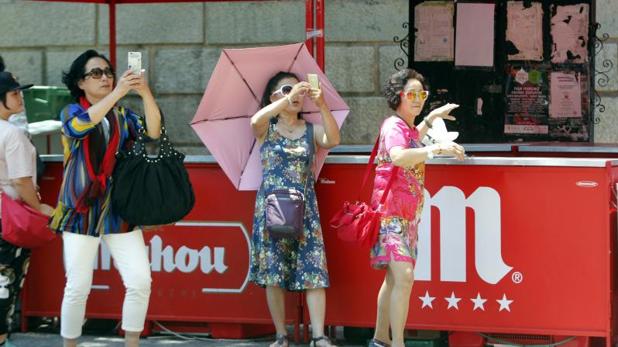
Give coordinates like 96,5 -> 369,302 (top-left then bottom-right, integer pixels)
8,332 -> 365,346
10,332 -> 274,346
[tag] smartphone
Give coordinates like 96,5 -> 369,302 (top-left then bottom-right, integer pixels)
307,73 -> 319,89
128,52 -> 142,75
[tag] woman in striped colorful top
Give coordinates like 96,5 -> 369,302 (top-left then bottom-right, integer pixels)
49,50 -> 161,347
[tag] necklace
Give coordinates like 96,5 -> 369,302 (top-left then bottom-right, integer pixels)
277,121 -> 298,134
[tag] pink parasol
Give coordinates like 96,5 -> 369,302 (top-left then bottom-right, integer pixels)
191,42 -> 349,190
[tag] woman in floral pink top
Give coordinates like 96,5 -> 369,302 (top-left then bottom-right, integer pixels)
369,69 -> 465,347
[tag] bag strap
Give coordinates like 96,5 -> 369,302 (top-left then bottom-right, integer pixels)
358,135 -> 380,194
302,122 -> 315,195
357,123 -> 399,205
133,111 -> 174,159
379,166 -> 399,205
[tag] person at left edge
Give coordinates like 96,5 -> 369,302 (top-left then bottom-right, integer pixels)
0,70 -> 54,347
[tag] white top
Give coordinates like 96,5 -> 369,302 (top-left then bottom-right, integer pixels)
0,119 -> 37,213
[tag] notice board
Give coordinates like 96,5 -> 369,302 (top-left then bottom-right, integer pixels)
407,0 -> 595,143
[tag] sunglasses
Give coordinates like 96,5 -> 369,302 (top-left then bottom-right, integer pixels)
401,90 -> 429,101
83,67 -> 115,80
272,84 -> 294,96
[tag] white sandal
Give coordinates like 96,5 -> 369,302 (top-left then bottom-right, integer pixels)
270,334 -> 289,347
310,336 -> 337,347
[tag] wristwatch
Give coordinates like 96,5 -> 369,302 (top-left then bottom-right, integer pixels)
423,117 -> 433,129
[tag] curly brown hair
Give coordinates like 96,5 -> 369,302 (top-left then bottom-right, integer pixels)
383,69 -> 428,111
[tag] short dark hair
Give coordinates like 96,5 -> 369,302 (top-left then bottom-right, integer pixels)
0,56 -> 5,73
383,69 -> 427,111
62,50 -> 115,101
261,71 -> 300,108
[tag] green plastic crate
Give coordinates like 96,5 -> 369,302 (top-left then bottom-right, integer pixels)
405,337 -> 449,347
22,86 -> 73,123
363,338 -> 447,347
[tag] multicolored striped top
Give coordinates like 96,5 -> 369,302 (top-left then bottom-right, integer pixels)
50,103 -> 145,237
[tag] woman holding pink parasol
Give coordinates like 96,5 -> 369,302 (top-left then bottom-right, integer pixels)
249,71 -> 340,347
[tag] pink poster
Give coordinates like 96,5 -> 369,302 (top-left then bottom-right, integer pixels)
455,3 -> 495,68
549,71 -> 583,119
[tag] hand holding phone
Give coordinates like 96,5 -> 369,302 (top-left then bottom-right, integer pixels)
128,52 -> 142,75
307,74 -> 326,107
307,73 -> 319,89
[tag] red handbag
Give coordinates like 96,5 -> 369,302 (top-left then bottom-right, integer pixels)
329,134 -> 398,248
1,193 -> 56,248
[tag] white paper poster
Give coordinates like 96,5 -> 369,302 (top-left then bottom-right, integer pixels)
455,3 -> 495,67
415,2 -> 454,62
506,2 -> 543,61
550,4 -> 589,63
549,72 -> 583,118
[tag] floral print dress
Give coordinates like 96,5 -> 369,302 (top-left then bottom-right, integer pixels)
370,116 -> 426,269
249,120 -> 329,291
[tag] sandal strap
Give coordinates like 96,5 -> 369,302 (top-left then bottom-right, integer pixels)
311,336 -> 334,346
276,334 -> 288,345
371,338 -> 391,347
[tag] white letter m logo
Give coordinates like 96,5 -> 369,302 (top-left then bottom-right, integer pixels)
415,187 -> 513,285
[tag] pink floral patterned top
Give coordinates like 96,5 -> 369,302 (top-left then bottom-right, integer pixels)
371,116 -> 425,223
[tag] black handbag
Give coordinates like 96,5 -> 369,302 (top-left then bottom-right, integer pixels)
111,118 -> 195,226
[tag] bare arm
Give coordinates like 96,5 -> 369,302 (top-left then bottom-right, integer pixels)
310,88 -> 340,149
12,177 -> 39,210
132,71 -> 162,139
390,145 -> 438,168
390,141 -> 465,167
416,114 -> 434,141
86,70 -> 140,124
250,96 -> 290,142
12,177 -> 54,216
250,82 -> 310,142
142,94 -> 162,139
416,103 -> 459,140
86,88 -> 126,124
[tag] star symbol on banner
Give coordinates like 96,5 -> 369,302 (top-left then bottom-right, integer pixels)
470,293 -> 487,311
497,294 -> 514,312
444,292 -> 461,310
419,291 -> 435,309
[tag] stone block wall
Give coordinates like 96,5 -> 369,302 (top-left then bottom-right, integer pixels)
594,0 -> 618,142
1,0 -> 616,152
0,0 -> 407,154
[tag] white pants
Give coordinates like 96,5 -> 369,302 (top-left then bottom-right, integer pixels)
61,230 -> 152,339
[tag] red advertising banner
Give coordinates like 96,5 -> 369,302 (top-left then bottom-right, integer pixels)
26,163 -> 300,334
25,158 -> 618,343
316,159 -> 617,342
